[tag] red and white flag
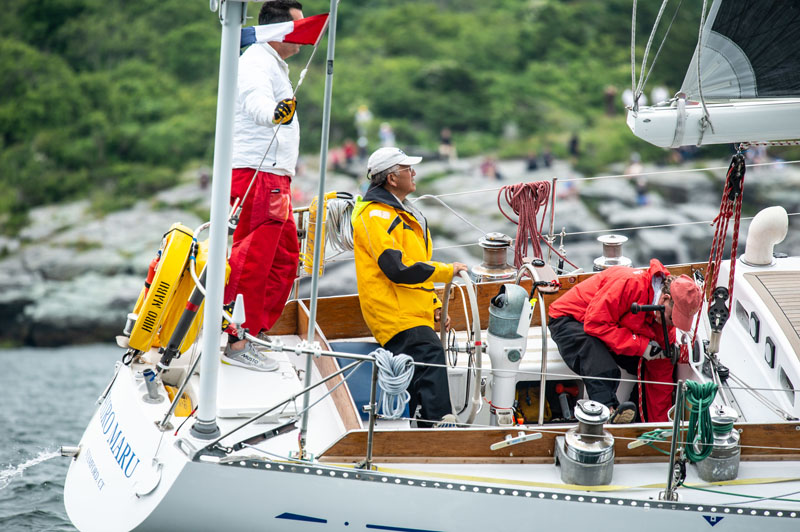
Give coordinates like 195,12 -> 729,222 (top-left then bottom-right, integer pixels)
240,13 -> 329,48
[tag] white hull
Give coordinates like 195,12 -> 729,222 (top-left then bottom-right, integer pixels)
626,99 -> 800,148
64,355 -> 800,532
135,460 -> 797,532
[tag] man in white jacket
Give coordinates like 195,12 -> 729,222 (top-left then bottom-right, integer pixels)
223,0 -> 304,371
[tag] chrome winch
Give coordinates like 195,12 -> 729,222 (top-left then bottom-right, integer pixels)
472,232 -> 516,281
593,234 -> 632,271
555,400 -> 615,485
695,405 -> 740,482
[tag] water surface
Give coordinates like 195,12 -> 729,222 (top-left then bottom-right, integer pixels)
0,344 -> 116,532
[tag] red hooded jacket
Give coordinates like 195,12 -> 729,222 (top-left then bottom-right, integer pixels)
548,259 -> 676,421
549,259 -> 676,355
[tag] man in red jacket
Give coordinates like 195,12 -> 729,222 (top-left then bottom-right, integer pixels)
548,259 -> 702,423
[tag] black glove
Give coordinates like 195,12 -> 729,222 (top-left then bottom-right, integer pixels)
642,341 -> 667,361
273,98 -> 297,125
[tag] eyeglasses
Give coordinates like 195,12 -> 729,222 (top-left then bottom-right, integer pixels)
394,166 -> 414,175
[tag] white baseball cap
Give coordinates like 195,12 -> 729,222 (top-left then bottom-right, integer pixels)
367,147 -> 422,178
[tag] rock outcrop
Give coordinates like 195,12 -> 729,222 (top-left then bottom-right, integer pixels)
2,158 -> 797,346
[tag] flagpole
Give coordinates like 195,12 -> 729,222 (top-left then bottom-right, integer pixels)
298,0 -> 339,457
190,0 -> 245,440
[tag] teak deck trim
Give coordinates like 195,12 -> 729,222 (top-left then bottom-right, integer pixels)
319,421 -> 800,464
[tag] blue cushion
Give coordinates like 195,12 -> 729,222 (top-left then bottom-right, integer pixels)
329,341 -> 410,420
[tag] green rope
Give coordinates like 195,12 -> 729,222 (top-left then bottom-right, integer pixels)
636,429 -> 674,455
682,484 -> 800,503
712,421 -> 734,435
684,381 -> 718,463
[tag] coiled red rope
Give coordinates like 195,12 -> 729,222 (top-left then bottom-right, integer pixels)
497,181 -> 552,268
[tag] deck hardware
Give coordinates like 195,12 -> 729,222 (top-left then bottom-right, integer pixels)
661,381 -> 685,501
489,431 -> 543,450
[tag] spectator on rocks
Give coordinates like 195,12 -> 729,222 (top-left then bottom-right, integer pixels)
625,152 -> 648,206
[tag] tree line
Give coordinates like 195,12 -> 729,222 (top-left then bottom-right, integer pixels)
1,0 -> 706,234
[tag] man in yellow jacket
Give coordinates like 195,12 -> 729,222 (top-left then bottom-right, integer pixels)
352,147 -> 467,427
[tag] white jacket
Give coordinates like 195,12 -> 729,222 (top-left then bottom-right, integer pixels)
232,44 -> 299,176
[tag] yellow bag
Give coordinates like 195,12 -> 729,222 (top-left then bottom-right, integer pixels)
515,383 -> 552,423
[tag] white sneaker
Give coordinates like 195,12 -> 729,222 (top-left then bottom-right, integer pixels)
222,342 -> 279,372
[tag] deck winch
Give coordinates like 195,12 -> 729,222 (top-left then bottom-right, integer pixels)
555,400 -> 615,485
487,284 -> 533,426
472,232 -> 516,282
593,234 -> 632,271
696,405 -> 741,482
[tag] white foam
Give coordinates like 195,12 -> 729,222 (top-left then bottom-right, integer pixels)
0,450 -> 60,490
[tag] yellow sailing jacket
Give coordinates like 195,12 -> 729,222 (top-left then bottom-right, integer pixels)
351,186 -> 454,345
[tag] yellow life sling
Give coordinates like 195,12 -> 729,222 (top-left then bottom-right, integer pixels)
155,239 -> 223,354
128,224 -> 194,352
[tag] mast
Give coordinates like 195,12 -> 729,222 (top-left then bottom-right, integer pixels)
299,0 -> 339,453
191,0 -> 245,440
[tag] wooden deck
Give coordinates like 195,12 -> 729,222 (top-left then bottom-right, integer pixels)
319,421 -> 800,464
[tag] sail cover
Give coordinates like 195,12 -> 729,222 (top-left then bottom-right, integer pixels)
681,0 -> 800,100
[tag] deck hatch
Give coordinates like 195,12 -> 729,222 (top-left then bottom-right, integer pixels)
744,271 -> 800,357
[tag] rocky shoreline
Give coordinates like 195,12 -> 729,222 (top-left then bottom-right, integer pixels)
2,157 -> 799,346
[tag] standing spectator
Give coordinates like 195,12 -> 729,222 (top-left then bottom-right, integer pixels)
542,146 -> 554,168
355,104 -> 373,138
343,139 -> 357,166
625,152 -> 648,206
379,122 -> 395,147
526,151 -> 539,172
604,85 -> 618,116
650,86 -> 669,105
480,156 -> 502,180
438,128 -> 457,165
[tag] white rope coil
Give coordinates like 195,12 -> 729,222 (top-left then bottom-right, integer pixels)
325,197 -> 355,252
372,347 -> 414,419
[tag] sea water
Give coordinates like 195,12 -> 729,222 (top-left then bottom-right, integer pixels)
0,344 -> 114,532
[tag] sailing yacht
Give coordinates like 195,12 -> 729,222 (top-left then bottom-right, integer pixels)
61,0 -> 800,530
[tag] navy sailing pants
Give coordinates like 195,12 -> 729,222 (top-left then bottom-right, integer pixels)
548,316 -> 640,409
384,326 -> 452,426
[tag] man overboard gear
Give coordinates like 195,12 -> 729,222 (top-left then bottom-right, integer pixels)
352,147 -> 467,427
548,259 -> 703,422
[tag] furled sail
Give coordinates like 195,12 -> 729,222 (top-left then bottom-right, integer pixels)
681,0 -> 800,100
628,0 -> 800,148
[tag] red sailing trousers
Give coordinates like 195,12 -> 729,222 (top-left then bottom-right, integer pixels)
224,168 -> 298,334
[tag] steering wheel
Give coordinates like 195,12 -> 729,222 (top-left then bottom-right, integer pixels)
440,270 -> 483,425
